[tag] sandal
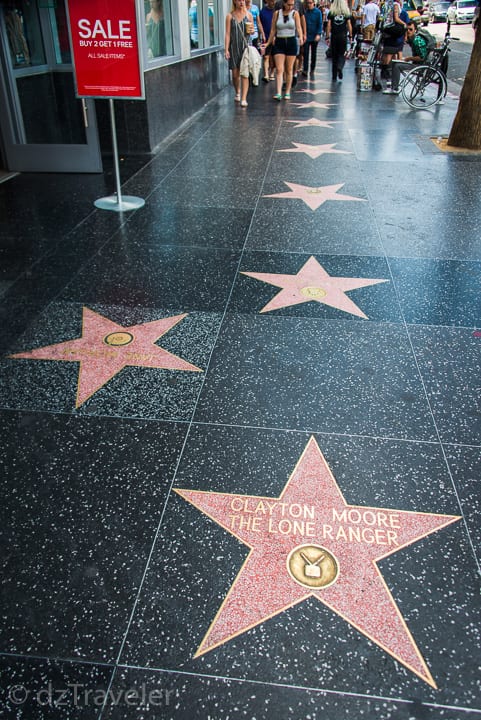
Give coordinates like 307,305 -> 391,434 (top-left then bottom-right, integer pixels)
273,93 -> 282,101
234,93 -> 241,102
284,93 -> 291,100
240,100 -> 248,107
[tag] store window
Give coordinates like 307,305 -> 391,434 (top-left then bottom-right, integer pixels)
4,2 -> 45,68
144,0 -> 174,60
188,1 -> 218,50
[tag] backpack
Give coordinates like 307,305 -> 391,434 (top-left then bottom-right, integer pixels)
417,27 -> 437,51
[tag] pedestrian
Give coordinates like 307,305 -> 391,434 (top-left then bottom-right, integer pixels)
266,0 -> 304,100
380,0 -> 408,86
260,0 -> 277,81
361,0 -> 379,41
224,0 -> 254,107
383,20 -> 429,94
245,0 -> 266,49
325,0 -> 352,81
302,0 -> 323,76
275,0 -> 306,86
351,0 -> 364,38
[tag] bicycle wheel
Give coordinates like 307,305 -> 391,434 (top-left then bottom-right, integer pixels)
401,66 -> 447,109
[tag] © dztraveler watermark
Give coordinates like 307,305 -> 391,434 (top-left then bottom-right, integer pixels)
4,682 -> 176,708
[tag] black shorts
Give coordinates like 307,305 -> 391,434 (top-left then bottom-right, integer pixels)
273,36 -> 297,56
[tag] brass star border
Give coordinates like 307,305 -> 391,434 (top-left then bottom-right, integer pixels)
175,437 -> 461,687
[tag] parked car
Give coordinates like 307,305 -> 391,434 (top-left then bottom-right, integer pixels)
429,1 -> 451,21
447,0 -> 477,23
418,5 -> 431,23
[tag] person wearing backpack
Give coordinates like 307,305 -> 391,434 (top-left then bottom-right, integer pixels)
383,20 -> 431,94
380,0 -> 409,87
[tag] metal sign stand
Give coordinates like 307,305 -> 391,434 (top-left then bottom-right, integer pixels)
94,99 -> 145,212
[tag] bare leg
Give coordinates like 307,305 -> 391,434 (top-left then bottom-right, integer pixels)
232,68 -> 240,97
263,55 -> 270,79
240,75 -> 249,103
275,54 -> 285,95
284,55 -> 296,94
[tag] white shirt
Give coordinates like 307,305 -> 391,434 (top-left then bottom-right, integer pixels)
362,1 -> 379,25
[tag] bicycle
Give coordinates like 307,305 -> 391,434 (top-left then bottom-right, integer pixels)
398,24 -> 458,108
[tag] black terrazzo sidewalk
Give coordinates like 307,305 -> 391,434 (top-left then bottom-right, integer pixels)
1,51 -> 480,720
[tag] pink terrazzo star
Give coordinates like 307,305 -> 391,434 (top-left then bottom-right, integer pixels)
10,307 -> 201,407
263,181 -> 366,210
175,436 -> 460,686
285,118 -> 342,129
298,89 -> 334,95
278,142 -> 351,159
291,101 -> 337,109
241,256 -> 387,318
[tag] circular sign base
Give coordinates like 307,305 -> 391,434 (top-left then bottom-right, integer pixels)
94,195 -> 145,212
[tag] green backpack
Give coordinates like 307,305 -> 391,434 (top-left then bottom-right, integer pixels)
417,27 -> 437,52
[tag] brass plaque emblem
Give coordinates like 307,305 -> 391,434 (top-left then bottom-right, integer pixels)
307,188 -> 324,194
287,544 -> 339,589
103,331 -> 134,346
300,286 -> 327,299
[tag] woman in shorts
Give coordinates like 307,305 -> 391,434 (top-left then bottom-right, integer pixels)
266,0 -> 304,100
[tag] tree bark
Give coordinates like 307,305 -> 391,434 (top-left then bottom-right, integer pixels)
448,23 -> 481,149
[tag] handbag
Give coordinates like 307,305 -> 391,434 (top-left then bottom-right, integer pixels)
382,21 -> 406,38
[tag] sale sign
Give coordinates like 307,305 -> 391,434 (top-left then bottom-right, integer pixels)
66,0 -> 144,99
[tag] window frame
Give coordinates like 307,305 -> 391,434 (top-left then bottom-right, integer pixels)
143,0 -> 181,69
188,0 -> 222,54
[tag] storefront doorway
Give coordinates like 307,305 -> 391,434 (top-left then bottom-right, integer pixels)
0,0 -> 102,173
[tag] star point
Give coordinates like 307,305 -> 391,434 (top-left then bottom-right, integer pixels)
175,436 -> 461,685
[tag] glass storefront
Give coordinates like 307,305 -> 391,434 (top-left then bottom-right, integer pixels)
188,1 -> 218,50
0,0 -> 100,171
0,1 -> 224,172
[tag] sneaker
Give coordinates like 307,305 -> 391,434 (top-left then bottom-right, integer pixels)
338,69 -> 343,80
382,88 -> 395,94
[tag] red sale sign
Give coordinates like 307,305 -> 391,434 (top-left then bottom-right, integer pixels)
66,0 -> 144,99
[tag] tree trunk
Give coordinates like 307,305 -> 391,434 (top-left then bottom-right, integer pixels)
448,24 -> 481,148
